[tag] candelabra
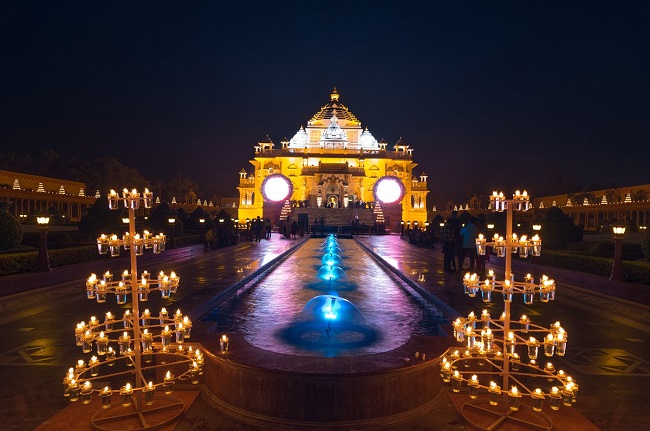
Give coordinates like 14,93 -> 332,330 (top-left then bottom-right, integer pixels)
441,190 -> 578,431
64,189 -> 203,431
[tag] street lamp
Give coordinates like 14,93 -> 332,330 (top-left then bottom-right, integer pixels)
167,217 -> 176,249
36,216 -> 50,272
611,225 -> 626,281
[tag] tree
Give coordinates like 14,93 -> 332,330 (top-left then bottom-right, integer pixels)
0,202 -> 23,250
77,198 -> 125,238
542,207 -> 583,250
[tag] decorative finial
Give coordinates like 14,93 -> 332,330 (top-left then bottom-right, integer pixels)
330,87 -> 339,101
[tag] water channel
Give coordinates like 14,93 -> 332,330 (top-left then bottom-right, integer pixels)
203,236 -> 445,357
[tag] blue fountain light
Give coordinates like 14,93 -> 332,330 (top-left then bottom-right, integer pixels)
321,252 -> 342,267
316,265 -> 345,281
322,297 -> 338,320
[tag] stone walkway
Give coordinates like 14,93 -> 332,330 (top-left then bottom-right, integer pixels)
3,233 -> 649,430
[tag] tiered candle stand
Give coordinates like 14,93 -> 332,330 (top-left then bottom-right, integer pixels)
440,191 -> 577,431
64,189 -> 204,431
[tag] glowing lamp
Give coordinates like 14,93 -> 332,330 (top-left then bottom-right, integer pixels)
261,174 -> 293,202
373,176 -> 405,204
612,225 -> 626,238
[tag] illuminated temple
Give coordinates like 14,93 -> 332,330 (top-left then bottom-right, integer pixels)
237,88 -> 429,230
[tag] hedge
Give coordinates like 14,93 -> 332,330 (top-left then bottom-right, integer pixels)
537,251 -> 650,285
0,246 -> 102,276
0,236 -> 203,276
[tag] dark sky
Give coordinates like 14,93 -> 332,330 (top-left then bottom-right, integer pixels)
2,1 -> 648,207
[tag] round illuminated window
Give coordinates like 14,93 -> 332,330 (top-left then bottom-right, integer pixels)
373,176 -> 405,204
261,174 -> 293,202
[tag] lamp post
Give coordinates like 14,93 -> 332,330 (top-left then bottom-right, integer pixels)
167,217 -> 176,250
199,218 -> 206,249
36,216 -> 50,272
611,225 -> 626,281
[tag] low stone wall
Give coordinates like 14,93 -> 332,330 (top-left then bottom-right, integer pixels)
198,332 -> 450,428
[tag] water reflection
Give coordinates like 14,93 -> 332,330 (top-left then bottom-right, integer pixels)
204,238 -> 443,357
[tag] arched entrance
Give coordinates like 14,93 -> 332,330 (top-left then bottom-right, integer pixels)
327,194 -> 339,208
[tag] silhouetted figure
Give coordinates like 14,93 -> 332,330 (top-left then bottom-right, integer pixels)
459,216 -> 479,272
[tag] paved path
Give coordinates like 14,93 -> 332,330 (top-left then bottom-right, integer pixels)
358,235 -> 650,431
1,233 -> 649,430
0,235 -> 304,431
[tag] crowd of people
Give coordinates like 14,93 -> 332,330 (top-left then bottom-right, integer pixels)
403,211 -> 489,277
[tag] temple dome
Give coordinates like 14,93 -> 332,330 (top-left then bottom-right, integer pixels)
289,126 -> 309,148
307,87 -> 361,126
358,127 -> 378,149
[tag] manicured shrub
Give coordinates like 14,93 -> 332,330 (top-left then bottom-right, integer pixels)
0,203 -> 23,250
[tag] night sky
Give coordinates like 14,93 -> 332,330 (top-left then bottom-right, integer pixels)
2,1 -> 648,208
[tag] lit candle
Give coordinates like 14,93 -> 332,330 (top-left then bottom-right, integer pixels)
468,375 -> 480,399
88,356 -> 100,377
141,329 -> 153,353
220,334 -> 229,352
531,388 -> 545,411
104,312 -> 114,331
175,322 -> 185,344
527,337 -> 540,360
555,331 -> 567,356
519,315 -> 529,332
441,361 -> 452,382
159,307 -> 169,325
182,316 -> 192,338
510,353 -> 521,371
143,381 -> 155,405
549,386 -> 562,410
451,370 -> 463,392
75,322 -> 86,346
115,282 -> 127,305
106,346 -> 116,366
544,333 -> 556,357
68,379 -> 80,402
139,277 -> 149,301
190,360 -> 200,384
545,362 -> 556,382
170,271 -> 180,293
141,309 -> 151,327
96,280 -> 107,303
86,274 -> 97,299
488,381 -> 501,406
96,331 -> 108,355
75,359 -> 86,374
120,383 -> 133,407
80,381 -> 93,404
118,331 -> 131,355
508,386 -> 522,411
161,325 -> 172,349
121,311 -> 132,330
82,330 -> 94,353
163,371 -> 175,394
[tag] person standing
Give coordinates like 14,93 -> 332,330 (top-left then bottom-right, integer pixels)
440,219 -> 457,273
254,216 -> 263,242
459,216 -> 480,272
